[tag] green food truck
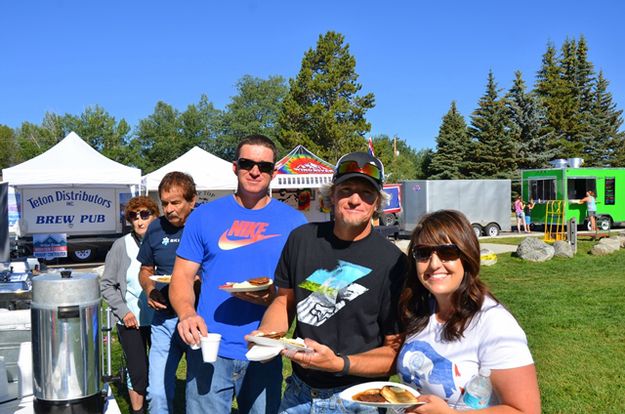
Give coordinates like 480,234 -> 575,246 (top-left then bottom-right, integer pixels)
521,159 -> 625,231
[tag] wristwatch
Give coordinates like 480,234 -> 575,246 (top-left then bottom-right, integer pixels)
334,353 -> 350,377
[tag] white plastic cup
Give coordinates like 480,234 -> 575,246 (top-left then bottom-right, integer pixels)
199,333 -> 221,363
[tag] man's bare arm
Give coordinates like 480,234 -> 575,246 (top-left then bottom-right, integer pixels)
253,287 -> 295,335
346,333 -> 403,376
139,264 -> 166,310
169,256 -> 205,345
285,333 -> 404,377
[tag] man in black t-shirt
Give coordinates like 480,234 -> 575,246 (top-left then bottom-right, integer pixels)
250,152 -> 406,413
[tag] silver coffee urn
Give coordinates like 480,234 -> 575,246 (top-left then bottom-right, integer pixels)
31,270 -> 104,413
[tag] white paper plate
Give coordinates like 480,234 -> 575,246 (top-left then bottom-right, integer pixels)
219,280 -> 273,293
339,381 -> 424,408
245,345 -> 283,362
149,275 -> 171,283
247,334 -> 312,352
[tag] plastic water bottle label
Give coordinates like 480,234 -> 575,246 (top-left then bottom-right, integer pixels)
463,392 -> 488,409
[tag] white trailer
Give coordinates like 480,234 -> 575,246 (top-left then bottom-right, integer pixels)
400,180 -> 511,237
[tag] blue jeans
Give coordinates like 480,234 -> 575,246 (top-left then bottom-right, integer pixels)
279,374 -> 381,414
147,312 -> 187,413
186,351 -> 282,414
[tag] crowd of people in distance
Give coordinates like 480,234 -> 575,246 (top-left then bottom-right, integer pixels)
101,134 -> 541,414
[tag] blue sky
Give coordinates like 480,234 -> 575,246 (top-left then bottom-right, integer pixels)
1,1 -> 624,152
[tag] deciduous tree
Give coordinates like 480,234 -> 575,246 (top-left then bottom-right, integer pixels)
221,75 -> 288,158
133,102 -> 182,172
369,135 -> 425,181
0,125 -> 16,169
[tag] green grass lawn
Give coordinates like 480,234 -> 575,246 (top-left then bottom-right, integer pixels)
109,237 -> 625,413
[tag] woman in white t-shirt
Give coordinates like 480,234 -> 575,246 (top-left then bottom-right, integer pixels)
397,210 -> 540,413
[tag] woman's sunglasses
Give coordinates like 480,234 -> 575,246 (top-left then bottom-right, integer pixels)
335,160 -> 383,182
237,158 -> 275,174
128,210 -> 153,221
412,244 -> 461,262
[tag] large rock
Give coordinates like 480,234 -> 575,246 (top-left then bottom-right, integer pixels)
590,238 -> 621,256
553,240 -> 574,258
617,234 -> 625,248
516,237 -> 555,262
480,248 -> 497,266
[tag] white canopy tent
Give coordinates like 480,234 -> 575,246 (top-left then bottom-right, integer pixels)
141,146 -> 237,192
2,131 -> 141,187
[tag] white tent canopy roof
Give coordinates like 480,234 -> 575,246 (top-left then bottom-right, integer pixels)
2,131 -> 141,187
142,146 -> 237,191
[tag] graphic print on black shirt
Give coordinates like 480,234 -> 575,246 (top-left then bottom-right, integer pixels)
297,260 -> 370,327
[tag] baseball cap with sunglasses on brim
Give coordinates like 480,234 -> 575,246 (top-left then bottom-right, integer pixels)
333,152 -> 385,191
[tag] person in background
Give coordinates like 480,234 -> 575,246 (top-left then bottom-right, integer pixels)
513,196 -> 527,233
397,209 -> 540,413
101,195 -> 159,414
171,134 -> 307,414
578,190 -> 597,231
251,151 -> 406,413
523,198 -> 534,233
137,172 -> 197,414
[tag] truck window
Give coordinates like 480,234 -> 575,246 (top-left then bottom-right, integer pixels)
529,179 -> 556,201
605,177 -> 615,205
567,178 -> 596,200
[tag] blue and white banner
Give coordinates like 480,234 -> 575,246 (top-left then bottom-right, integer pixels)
383,184 -> 402,214
33,233 -> 68,259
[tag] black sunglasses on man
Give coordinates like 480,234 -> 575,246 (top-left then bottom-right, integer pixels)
237,158 -> 275,174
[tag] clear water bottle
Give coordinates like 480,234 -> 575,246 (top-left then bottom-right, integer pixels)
463,367 -> 492,409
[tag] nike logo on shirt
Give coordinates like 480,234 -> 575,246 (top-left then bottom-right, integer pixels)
218,220 -> 280,250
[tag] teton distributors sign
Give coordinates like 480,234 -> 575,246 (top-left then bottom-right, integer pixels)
22,188 -> 117,233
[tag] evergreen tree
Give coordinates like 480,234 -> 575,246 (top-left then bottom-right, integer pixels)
416,148 -> 434,179
278,31 -> 375,163
573,36 -> 596,114
429,101 -> 470,179
535,38 -> 598,158
585,71 -> 625,166
506,71 -> 554,170
468,71 -> 516,179
535,42 -> 574,157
